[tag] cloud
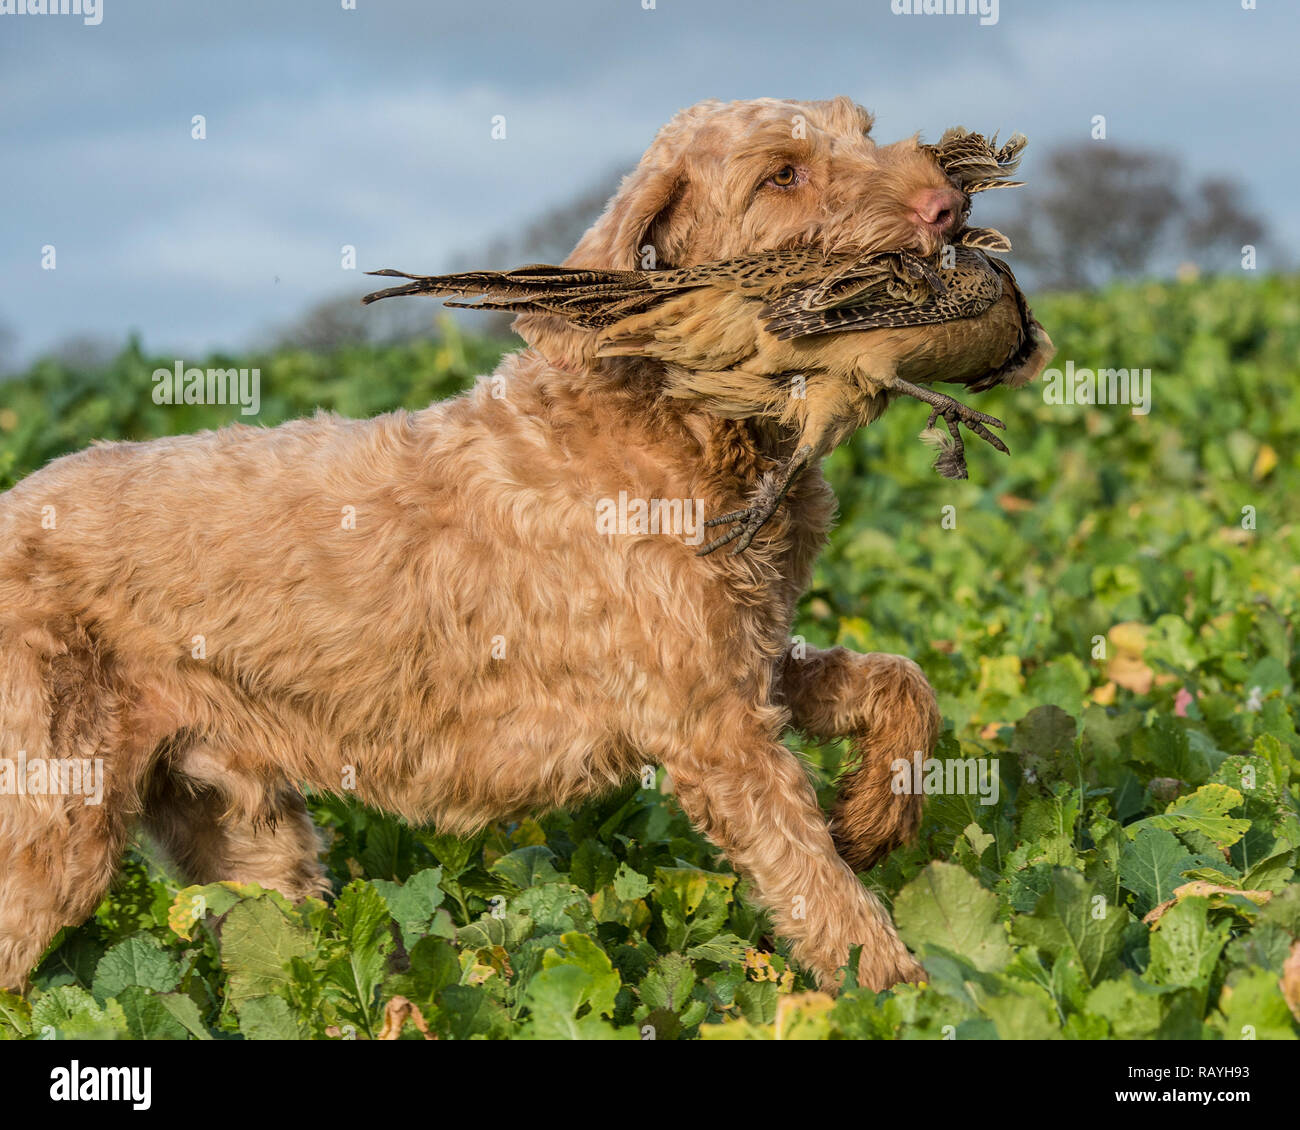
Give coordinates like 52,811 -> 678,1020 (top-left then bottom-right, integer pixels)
0,0 -> 1295,363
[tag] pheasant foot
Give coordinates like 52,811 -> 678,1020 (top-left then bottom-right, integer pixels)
886,378 -> 1008,480
697,444 -> 813,557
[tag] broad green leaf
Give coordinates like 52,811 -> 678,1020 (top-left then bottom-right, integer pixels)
569,840 -> 618,893
1251,734 -> 1294,798
30,985 -> 129,1040
91,935 -> 181,1004
654,868 -> 736,951
970,980 -> 1061,1040
455,909 -> 533,951
238,993 -> 302,1040
1084,820 -> 1125,907
520,962 -> 634,1041
490,845 -> 560,889
639,953 -> 696,1015
1225,923 -> 1292,972
115,985 -> 190,1040
697,1015 -> 774,1040
911,946 -> 995,1007
372,867 -> 448,949
438,984 -> 510,1040
1211,753 -> 1280,804
590,884 -> 652,934
386,936 -> 462,1008
541,933 -> 621,1019
1085,974 -> 1189,1039
220,896 -> 313,1006
1118,825 -> 1217,915
733,979 -> 779,1025
1018,787 -> 1082,847
1257,884 -> 1300,935
772,992 -> 836,1040
156,992 -> 212,1040
1011,704 -> 1079,786
895,861 -> 1011,972
0,991 -> 33,1039
1011,868 -> 1130,985
357,817 -> 416,881
612,862 -> 652,901
419,832 -> 477,878
686,933 -> 751,966
1242,850 -> 1296,894
999,858 -> 1054,914
512,882 -> 588,936
168,881 -> 265,940
962,821 -> 996,859
1145,897 -> 1230,990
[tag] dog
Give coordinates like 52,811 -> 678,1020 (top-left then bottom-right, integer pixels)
0,96 -> 950,995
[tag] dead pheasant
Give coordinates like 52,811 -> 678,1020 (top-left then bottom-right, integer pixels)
363,130 -> 1053,554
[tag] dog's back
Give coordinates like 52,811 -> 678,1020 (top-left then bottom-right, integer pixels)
0,361 -> 751,830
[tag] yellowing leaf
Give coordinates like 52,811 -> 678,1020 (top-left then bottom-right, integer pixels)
1253,443 -> 1278,480
1091,680 -> 1117,705
1108,621 -> 1148,654
1108,621 -> 1153,694
168,881 -> 267,940
1143,880 -> 1272,926
773,992 -> 835,1039
1145,784 -> 1250,850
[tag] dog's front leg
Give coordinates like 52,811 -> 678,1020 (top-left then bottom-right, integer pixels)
665,730 -> 923,993
779,645 -> 940,872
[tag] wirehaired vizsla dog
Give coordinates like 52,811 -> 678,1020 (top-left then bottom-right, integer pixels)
1,96 -> 982,994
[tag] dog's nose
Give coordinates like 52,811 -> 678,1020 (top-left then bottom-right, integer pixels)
911,187 -> 965,234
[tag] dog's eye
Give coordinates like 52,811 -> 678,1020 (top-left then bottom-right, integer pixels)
768,165 -> 798,188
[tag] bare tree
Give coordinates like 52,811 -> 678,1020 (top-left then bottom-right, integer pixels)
993,143 -> 1273,289
1183,177 -> 1264,269
1010,144 -> 1183,289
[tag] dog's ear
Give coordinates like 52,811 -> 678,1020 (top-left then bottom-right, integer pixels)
517,136 -> 689,367
517,159 -> 685,366
565,161 -> 685,271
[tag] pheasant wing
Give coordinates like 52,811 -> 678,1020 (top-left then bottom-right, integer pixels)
762,247 -> 1005,340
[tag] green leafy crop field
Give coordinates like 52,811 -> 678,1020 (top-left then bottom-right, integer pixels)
2,275 -> 1299,1040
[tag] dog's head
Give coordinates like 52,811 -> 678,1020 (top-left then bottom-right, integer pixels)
566,96 -> 964,271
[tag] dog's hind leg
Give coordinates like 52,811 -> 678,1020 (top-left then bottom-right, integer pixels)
0,623 -> 149,992
0,797 -> 137,993
142,750 -> 329,901
779,645 -> 940,872
662,709 -> 924,993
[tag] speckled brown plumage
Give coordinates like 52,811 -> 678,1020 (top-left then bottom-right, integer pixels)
364,129 -> 1053,551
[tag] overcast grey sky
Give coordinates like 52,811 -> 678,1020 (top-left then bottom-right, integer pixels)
1,0 -> 1296,366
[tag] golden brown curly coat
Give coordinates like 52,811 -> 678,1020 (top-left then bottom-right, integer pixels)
0,96 -> 966,994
